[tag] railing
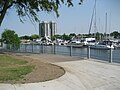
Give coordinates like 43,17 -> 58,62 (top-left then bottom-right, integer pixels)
87,46 -> 113,63
2,44 -> 120,63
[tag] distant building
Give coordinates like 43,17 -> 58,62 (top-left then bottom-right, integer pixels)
39,21 -> 56,38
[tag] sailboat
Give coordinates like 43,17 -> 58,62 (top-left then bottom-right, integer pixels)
90,41 -> 114,49
90,13 -> 114,49
89,0 -> 114,49
86,0 -> 97,46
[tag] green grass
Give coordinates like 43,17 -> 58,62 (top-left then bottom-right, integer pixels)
0,55 -> 28,67
0,54 -> 34,82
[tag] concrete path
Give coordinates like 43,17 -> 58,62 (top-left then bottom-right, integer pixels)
0,54 -> 120,90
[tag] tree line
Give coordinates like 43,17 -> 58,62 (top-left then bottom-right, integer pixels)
19,31 -> 120,41
1,29 -> 120,47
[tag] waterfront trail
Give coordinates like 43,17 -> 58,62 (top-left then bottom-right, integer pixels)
0,53 -> 120,90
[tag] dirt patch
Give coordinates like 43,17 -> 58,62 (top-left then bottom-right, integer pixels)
2,53 -> 65,83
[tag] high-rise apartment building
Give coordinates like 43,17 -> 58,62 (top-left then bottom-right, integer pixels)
39,21 -> 56,38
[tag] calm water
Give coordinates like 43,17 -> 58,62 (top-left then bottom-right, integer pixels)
18,44 -> 120,63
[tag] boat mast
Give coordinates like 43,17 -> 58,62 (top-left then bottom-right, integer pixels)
94,0 -> 97,38
105,13 -> 107,40
109,13 -> 111,39
88,0 -> 97,36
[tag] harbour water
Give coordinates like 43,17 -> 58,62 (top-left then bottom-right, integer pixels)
17,44 -> 120,63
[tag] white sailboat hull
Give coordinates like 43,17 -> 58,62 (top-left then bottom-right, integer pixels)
90,44 -> 114,49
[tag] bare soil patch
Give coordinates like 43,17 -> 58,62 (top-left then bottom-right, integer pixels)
0,53 -> 65,83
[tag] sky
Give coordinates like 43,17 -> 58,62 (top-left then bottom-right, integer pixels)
0,0 -> 120,36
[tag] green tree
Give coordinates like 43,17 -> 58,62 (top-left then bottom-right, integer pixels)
69,33 -> 76,39
0,38 -> 2,47
62,33 -> 70,40
0,0 -> 83,26
2,29 -> 20,48
19,35 -> 31,40
51,36 -> 56,41
110,31 -> 120,39
54,34 -> 62,39
95,32 -> 100,41
30,34 -> 40,40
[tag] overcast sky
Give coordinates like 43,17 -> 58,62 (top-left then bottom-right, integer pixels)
0,0 -> 120,36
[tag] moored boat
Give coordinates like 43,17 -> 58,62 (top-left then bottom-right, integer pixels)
90,41 -> 114,49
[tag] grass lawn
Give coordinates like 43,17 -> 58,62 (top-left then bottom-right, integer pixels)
0,54 -> 34,83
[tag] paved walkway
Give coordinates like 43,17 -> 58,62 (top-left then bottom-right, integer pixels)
0,54 -> 120,90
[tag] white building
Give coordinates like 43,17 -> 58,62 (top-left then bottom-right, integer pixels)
39,21 -> 56,39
